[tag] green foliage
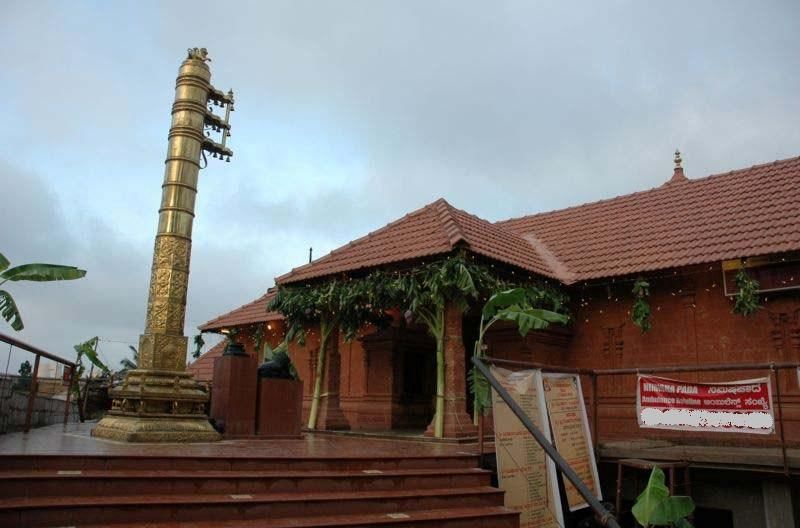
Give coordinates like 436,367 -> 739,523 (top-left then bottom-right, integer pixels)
632,467 -> 695,527
73,337 -> 109,374
0,252 -> 86,331
269,277 -> 391,342
632,279 -> 652,333
119,345 -> 138,372
225,327 -> 240,344
253,325 -> 265,358
268,279 -> 387,429
386,255 -> 503,436
14,360 -> 32,391
0,291 -> 23,331
732,268 -> 760,316
268,254 -> 570,436
470,288 -> 570,416
192,334 -> 205,359
18,360 -> 32,378
1,263 -> 86,282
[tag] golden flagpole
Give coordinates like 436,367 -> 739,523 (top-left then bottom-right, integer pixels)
93,48 -> 233,442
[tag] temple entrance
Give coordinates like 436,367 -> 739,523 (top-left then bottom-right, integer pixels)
396,333 -> 436,429
357,325 -> 436,431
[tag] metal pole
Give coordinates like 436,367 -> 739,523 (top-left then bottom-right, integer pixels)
81,363 -> 94,420
595,361 -> 800,376
771,366 -> 789,476
486,356 -> 593,375
472,356 -> 620,528
478,411 -> 485,465
63,366 -> 74,427
23,354 -> 40,433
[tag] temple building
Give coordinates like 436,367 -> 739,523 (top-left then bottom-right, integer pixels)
197,153 -> 800,437
195,153 -> 800,522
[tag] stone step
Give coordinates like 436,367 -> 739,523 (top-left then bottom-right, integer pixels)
0,454 -> 479,472
0,467 -> 492,497
79,506 -> 520,527
0,486 -> 506,527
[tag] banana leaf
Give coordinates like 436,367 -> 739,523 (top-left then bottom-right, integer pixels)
74,337 -> 109,374
632,467 -> 694,527
494,306 -> 569,336
1,263 -> 86,282
481,288 -> 528,319
0,290 -> 23,330
0,253 -> 9,273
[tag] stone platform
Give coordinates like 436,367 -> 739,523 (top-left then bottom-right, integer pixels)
0,423 -> 515,528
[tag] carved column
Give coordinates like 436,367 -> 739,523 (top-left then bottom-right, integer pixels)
426,300 -> 478,438
93,49 -> 226,442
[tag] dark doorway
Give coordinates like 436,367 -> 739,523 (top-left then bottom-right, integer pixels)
396,327 -> 436,429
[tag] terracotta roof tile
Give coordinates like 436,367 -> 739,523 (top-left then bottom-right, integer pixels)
276,198 -> 558,284
497,155 -> 800,281
198,290 -> 282,332
186,341 -> 226,382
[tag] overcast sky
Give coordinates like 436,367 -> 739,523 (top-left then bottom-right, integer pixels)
1,1 -> 798,372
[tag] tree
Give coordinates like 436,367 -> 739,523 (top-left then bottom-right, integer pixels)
470,287 -> 569,421
73,337 -> 109,376
269,279 -> 386,429
386,254 -> 501,437
0,252 -> 86,331
15,360 -> 32,391
270,254 -> 572,438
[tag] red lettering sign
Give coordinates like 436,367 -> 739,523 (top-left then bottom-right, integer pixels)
636,375 -> 774,434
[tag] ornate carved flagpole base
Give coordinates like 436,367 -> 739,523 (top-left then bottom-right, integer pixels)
93,369 -> 220,442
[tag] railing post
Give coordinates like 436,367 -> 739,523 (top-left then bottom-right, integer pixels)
472,356 -> 620,528
23,353 -> 41,433
771,365 -> 789,476
63,366 -> 74,427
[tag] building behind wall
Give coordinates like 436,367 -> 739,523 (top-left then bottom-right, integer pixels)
198,153 -> 800,526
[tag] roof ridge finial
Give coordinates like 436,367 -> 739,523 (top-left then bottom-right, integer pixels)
668,148 -> 687,184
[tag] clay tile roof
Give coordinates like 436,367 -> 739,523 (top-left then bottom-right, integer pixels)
276,198 -> 558,284
497,155 -> 800,281
198,290 -> 282,332
186,341 -> 226,382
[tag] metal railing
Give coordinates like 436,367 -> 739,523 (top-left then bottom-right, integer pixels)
0,331 -> 79,432
473,356 -> 621,528
482,356 -> 800,476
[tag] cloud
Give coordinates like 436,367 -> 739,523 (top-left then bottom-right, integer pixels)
1,0 -> 799,373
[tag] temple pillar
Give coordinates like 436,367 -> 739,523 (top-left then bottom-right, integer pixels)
315,329 -> 350,430
426,300 -> 478,438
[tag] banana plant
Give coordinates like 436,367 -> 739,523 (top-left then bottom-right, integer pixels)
74,337 -> 109,374
0,252 -> 86,331
632,467 -> 694,527
469,287 -> 569,422
119,345 -> 139,372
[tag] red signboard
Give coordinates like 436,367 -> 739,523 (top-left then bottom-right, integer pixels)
636,375 -> 774,434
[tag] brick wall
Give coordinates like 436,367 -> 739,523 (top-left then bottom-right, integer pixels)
563,263 -> 799,446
